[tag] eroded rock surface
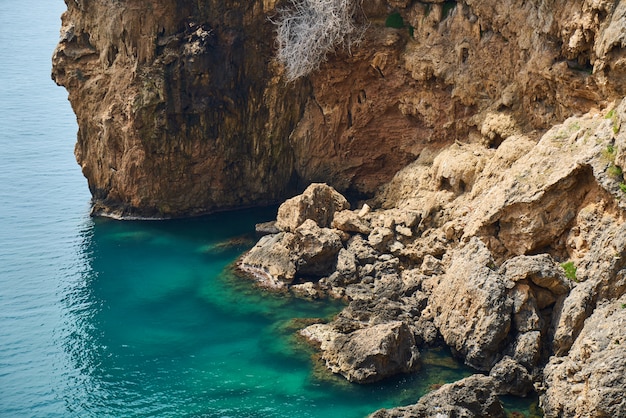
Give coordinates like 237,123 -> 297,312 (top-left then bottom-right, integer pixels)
53,0 -> 626,415
301,321 -> 420,383
239,100 -> 626,417
430,238 -> 512,371
541,296 -> 626,418
369,375 -> 505,418
53,0 -> 626,217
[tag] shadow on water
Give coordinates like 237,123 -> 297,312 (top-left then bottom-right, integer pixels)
59,207 -> 538,417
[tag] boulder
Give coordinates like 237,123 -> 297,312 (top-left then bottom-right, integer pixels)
333,248 -> 359,285
501,254 -> 571,295
505,330 -> 542,370
238,232 -> 297,288
509,283 -> 541,333
254,221 -> 280,235
489,356 -> 533,397
332,209 -> 372,234
301,321 -> 420,383
430,238 -> 513,370
290,219 -> 343,276
346,234 -> 379,265
276,183 -> 350,232
239,219 -> 342,287
369,375 -> 505,418
541,296 -> 626,418
368,227 -> 395,252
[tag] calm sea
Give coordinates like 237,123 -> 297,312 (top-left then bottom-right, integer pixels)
0,2 -> 536,417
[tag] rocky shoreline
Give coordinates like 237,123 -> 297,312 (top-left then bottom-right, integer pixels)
237,100 -> 626,417
52,0 -> 626,415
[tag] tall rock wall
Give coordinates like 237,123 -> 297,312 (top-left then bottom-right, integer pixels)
52,0 -> 626,217
52,0 -> 310,217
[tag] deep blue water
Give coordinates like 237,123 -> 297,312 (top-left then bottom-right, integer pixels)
0,2 -> 536,417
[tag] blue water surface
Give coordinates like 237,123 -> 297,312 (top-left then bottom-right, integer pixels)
0,2 -> 523,417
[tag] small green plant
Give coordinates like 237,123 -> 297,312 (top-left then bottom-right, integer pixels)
619,183 -> 626,193
602,145 -> 619,175
561,261 -> 578,282
605,109 -> 620,135
385,12 -> 404,28
608,164 -> 623,178
621,303 -> 626,309
385,12 -> 415,38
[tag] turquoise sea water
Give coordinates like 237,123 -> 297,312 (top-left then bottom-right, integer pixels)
0,1 -> 538,417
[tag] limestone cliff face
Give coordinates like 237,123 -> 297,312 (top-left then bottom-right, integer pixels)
53,0 -> 626,217
52,0 -> 309,217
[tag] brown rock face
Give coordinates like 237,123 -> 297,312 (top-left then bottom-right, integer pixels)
52,0 -> 309,218
53,0 -> 626,217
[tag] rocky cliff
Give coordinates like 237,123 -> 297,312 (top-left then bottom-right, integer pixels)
239,97 -> 626,416
53,0 -> 626,217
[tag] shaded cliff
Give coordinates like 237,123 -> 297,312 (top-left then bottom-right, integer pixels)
53,0 -> 626,218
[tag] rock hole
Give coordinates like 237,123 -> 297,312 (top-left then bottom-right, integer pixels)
107,45 -> 118,66
358,89 -> 366,104
439,177 -> 452,191
442,0 -> 457,20
488,134 -> 505,149
458,179 -> 466,193
79,32 -> 94,49
460,47 -> 469,63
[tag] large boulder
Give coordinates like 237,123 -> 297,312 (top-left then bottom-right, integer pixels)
239,219 -> 342,287
369,375 -> 505,418
489,356 -> 533,397
501,254 -> 571,296
289,219 -> 343,276
332,209 -> 373,235
276,183 -> 350,232
541,296 -> 626,418
301,321 -> 420,383
430,238 -> 513,370
238,232 -> 296,288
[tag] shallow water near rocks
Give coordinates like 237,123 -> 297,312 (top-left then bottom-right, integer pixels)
54,213 -> 477,418
0,1 -> 539,416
